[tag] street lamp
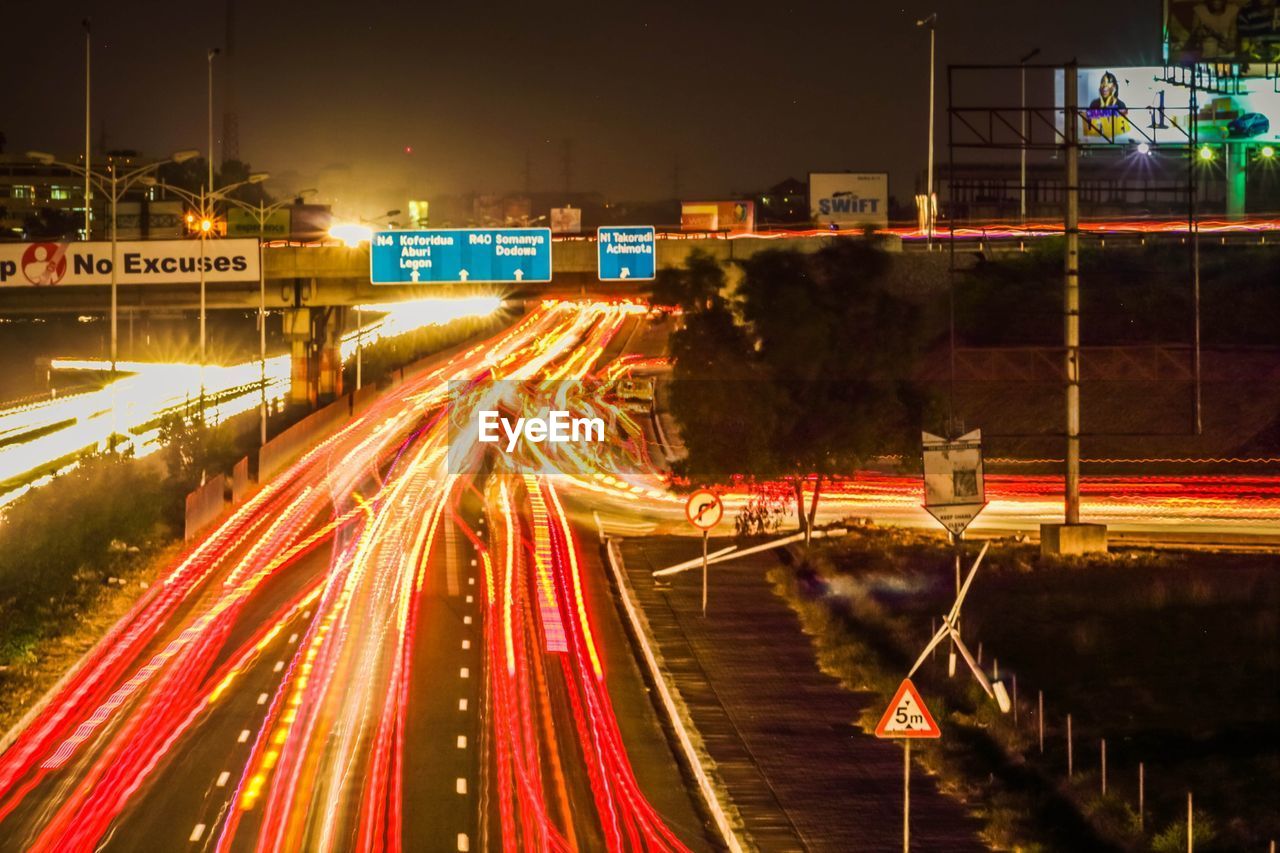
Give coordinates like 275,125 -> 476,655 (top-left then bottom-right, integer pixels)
207,48 -> 220,193
26,149 -> 200,376
219,187 -> 315,445
917,13 -> 938,249
349,209 -> 400,390
1019,47 -> 1041,223
154,173 -> 269,388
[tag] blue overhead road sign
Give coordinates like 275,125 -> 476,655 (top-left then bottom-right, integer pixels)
370,228 -> 552,284
597,226 -> 656,281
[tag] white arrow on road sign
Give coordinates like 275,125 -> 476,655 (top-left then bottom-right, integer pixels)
685,490 -> 723,530
620,267 -> 630,279
458,269 -> 469,281
514,268 -> 524,281
410,268 -> 420,282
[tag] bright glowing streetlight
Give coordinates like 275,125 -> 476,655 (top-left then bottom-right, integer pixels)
25,149 -> 200,377
1260,145 -> 1276,160
216,187 -> 317,445
329,222 -> 374,247
153,173 -> 270,388
1199,144 -> 1217,162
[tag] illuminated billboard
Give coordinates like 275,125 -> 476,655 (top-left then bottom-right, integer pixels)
679,201 -> 755,233
1165,0 -> 1280,65
1056,66 -> 1280,146
808,173 -> 888,229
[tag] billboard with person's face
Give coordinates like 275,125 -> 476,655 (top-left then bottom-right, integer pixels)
1057,66 -> 1280,146
1166,0 -> 1280,66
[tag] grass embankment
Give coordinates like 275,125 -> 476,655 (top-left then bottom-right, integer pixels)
0,309 -> 507,733
772,525 -> 1278,852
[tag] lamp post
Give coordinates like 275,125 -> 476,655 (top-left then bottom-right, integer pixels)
83,19 -> 92,238
917,13 -> 938,249
353,210 -> 401,390
207,48 -> 220,193
154,174 -> 269,384
26,150 -> 200,375
1019,48 -> 1041,223
218,188 -> 315,443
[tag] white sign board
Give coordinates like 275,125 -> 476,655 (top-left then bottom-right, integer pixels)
809,172 -> 889,229
685,490 -> 723,531
922,429 -> 986,536
0,240 -> 260,287
550,207 -> 582,234
874,678 -> 942,739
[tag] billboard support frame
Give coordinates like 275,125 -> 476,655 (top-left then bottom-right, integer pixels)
944,61 -> 1206,526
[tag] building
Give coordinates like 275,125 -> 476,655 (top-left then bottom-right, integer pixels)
0,151 -> 177,240
756,178 -> 808,225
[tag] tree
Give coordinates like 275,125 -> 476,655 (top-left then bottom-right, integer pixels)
665,244 -> 930,546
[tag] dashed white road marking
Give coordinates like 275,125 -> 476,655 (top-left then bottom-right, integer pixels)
273,660 -> 284,673
470,558 -> 477,567
216,771 -> 230,787
288,633 -> 298,644
455,778 -> 467,795
458,698 -> 468,711
238,729 -> 251,743
460,667 -> 469,679
465,595 -> 474,604
463,615 -> 472,625
456,735 -> 467,749
457,833 -> 470,851
468,577 -> 475,586
257,692 -> 269,705
461,640 -> 470,650
190,824 -> 206,842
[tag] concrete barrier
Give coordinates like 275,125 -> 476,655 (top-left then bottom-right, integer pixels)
184,474 -> 230,541
231,456 -> 251,503
257,397 -> 350,484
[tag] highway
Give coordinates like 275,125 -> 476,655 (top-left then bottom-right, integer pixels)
0,301 -> 709,852
0,296 -> 1275,852
0,295 -> 502,508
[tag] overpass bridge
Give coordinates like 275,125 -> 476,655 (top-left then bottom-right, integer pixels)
0,234 -> 854,407
0,234 -> 855,316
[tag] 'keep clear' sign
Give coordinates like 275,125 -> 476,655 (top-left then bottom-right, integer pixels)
597,226 -> 656,281
369,228 -> 552,284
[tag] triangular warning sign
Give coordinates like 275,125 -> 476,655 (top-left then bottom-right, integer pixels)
874,678 -> 942,739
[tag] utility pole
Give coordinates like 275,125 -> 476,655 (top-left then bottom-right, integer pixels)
917,14 -> 938,249
1019,48 -> 1041,223
1064,61 -> 1081,526
222,0 -> 240,164
83,19 -> 92,238
207,48 -> 220,192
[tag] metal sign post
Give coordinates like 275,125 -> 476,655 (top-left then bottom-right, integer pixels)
875,678 -> 942,852
685,490 -> 723,616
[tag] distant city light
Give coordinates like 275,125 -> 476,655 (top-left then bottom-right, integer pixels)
330,223 -> 374,247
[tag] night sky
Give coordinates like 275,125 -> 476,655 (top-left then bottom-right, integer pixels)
1,1 -> 1157,216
